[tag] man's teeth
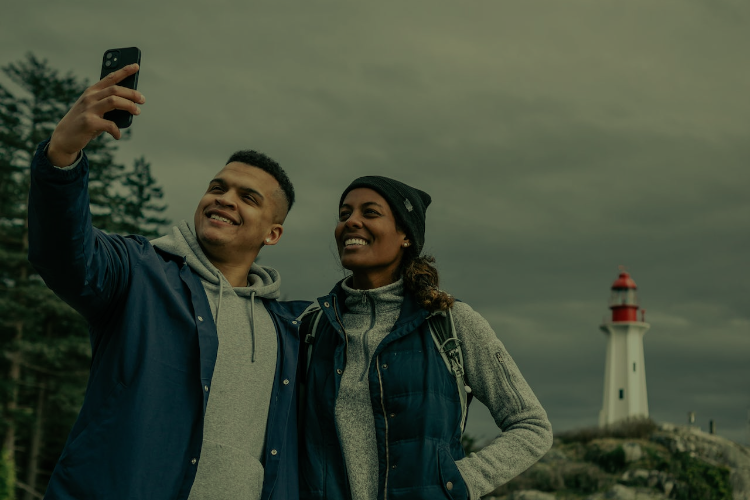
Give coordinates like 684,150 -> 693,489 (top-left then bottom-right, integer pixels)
210,214 -> 235,225
345,238 -> 368,246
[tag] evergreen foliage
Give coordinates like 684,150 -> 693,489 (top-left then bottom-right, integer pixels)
0,449 -> 14,500
670,451 -> 732,500
0,53 -> 169,499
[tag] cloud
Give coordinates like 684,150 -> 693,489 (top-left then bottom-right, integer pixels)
3,0 -> 749,445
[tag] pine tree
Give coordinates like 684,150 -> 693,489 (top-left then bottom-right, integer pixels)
0,53 -> 168,499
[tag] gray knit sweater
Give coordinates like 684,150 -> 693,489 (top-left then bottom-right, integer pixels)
334,278 -> 552,500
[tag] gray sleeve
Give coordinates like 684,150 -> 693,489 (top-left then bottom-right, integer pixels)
451,302 -> 553,498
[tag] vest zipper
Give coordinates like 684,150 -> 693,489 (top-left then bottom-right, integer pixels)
331,296 -> 352,490
331,296 -> 348,365
376,354 -> 390,499
360,292 -> 376,381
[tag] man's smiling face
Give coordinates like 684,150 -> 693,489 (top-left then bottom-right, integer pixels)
194,161 -> 283,266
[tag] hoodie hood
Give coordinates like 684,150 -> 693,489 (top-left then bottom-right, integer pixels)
152,220 -> 281,364
151,220 -> 281,300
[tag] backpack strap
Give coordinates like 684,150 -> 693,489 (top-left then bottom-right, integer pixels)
304,310 -> 323,378
296,304 -> 323,430
428,309 -> 472,434
296,303 -> 323,379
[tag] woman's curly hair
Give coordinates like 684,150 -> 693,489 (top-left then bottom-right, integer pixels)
399,248 -> 454,312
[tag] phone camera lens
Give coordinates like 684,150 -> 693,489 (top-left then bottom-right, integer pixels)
105,61 -> 112,67
106,53 -> 113,59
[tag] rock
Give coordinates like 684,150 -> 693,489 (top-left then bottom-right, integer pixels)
586,484 -> 640,500
539,447 -> 567,463
586,484 -> 669,500
508,490 -> 556,500
632,469 -> 650,481
662,481 -> 674,496
621,442 -> 642,462
657,471 -> 669,485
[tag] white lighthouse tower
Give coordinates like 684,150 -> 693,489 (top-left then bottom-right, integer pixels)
599,269 -> 650,427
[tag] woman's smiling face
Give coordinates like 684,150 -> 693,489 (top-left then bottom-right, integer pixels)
335,188 -> 410,288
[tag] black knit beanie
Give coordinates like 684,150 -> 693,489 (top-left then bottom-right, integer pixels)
339,176 -> 432,254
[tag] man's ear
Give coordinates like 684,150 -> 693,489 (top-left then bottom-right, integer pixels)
263,224 -> 284,246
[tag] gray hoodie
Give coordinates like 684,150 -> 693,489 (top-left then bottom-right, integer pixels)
152,221 -> 280,500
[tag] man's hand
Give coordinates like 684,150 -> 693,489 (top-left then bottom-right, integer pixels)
48,64 -> 146,167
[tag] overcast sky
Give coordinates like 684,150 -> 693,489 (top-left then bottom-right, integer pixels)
2,1 -> 748,445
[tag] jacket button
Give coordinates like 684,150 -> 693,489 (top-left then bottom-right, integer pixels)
382,364 -> 388,369
446,481 -> 453,490
292,320 -> 298,325
204,385 -> 209,392
324,302 -> 330,307
197,316 -> 204,322
336,369 -> 343,375
391,464 -> 397,469
283,379 -> 290,385
191,458 -> 197,465
270,449 -> 278,456
389,413 -> 395,418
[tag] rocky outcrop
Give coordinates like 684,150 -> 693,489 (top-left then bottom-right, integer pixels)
486,421 -> 748,500
651,424 -> 750,500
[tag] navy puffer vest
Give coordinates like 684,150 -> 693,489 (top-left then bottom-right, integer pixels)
300,284 -> 468,500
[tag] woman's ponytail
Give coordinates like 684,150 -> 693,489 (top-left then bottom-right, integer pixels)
401,251 -> 454,312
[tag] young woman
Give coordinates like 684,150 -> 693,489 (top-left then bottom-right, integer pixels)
299,176 -> 552,500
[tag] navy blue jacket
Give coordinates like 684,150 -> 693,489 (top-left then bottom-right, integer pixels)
28,140 -> 310,500
300,282 -> 468,500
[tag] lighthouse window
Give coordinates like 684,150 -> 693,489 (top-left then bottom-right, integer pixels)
619,389 -> 624,399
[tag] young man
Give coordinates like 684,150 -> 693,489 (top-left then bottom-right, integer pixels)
27,64 -> 308,500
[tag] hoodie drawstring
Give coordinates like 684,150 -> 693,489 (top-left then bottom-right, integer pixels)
214,272 -> 224,327
249,291 -> 257,363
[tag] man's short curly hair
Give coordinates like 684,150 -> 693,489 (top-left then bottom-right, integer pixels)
226,150 -> 295,219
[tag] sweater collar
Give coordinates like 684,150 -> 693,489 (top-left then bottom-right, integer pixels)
341,277 -> 404,315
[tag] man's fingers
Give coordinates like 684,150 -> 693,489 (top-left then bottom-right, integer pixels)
92,63 -> 140,90
48,66 -> 139,157
95,84 -> 145,105
92,94 -> 142,117
88,116 -> 122,140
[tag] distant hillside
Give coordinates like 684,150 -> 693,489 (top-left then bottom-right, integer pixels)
481,419 -> 750,500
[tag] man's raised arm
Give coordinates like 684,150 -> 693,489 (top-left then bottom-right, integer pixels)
27,64 -> 147,321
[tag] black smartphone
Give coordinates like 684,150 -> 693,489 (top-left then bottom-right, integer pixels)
99,47 -> 141,129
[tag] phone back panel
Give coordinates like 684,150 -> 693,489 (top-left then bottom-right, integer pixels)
100,47 -> 141,129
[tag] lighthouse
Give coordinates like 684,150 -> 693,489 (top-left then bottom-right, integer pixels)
599,269 -> 650,427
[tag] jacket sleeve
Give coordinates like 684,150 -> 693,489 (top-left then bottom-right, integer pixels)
27,139 -> 146,326
452,301 -> 553,498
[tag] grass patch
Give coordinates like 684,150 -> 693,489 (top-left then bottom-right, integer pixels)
556,417 -> 657,444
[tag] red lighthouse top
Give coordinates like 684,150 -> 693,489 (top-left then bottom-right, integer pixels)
612,272 -> 637,290
609,270 -> 639,322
